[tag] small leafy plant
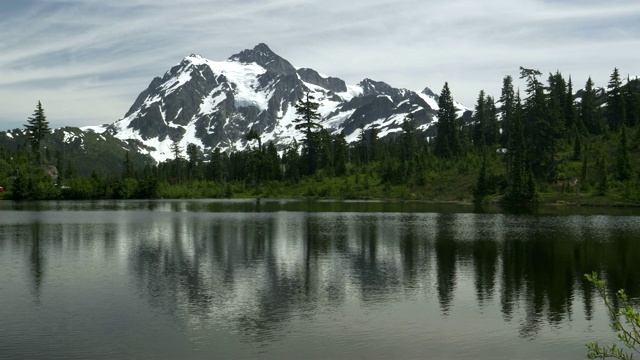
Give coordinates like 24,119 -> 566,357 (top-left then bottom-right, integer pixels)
585,272 -> 640,359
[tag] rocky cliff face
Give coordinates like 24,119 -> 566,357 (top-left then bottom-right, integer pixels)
90,43 -> 470,163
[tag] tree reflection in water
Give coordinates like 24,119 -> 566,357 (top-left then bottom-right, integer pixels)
108,211 -> 640,341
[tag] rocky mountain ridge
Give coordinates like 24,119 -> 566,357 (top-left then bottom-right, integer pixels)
87,43 -> 471,163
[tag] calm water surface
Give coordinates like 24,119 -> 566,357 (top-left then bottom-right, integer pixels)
1,199 -> 640,359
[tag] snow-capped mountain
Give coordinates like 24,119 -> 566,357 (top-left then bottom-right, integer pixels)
87,43 -> 470,163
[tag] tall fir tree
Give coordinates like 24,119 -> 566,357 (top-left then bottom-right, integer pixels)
245,128 -> 262,151
24,101 -> 51,163
581,77 -> 602,134
624,76 -> 640,128
520,67 -> 553,173
332,132 -> 349,177
565,76 -> 578,131
400,115 -> 418,180
572,132 -> 582,161
484,95 -> 500,146
434,82 -> 460,158
547,71 -> 568,140
606,68 -> 626,131
123,151 -> 134,179
186,143 -> 201,181
596,152 -> 608,195
615,125 -> 632,181
265,141 -> 282,181
473,154 -> 490,202
472,90 -> 487,148
293,91 -> 323,175
506,94 -> 527,202
580,153 -> 589,191
499,75 -> 516,147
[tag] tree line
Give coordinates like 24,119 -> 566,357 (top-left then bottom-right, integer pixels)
2,67 -> 640,203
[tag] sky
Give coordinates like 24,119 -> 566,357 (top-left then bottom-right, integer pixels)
1,0 -> 639,130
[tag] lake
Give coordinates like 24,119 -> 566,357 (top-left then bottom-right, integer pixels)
1,199 -> 639,359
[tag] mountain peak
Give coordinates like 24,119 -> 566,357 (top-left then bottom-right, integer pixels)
421,86 -> 437,98
252,43 -> 274,54
229,43 -> 296,76
106,44 -> 468,163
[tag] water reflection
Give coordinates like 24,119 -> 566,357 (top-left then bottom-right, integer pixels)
29,222 -> 44,302
122,211 -> 640,341
2,203 -> 640,357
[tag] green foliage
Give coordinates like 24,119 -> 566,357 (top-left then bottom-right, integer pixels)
585,272 -> 640,360
12,164 -> 59,200
62,176 -> 99,199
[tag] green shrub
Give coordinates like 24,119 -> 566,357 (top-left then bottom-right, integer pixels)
585,272 -> 640,360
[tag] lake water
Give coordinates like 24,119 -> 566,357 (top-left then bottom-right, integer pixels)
1,199 -> 639,359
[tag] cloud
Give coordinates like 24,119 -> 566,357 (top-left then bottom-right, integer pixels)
1,0 -> 639,129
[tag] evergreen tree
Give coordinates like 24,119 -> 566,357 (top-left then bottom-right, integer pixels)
624,76 -> 640,128
580,153 -> 589,191
484,95 -> 500,146
499,76 -> 516,146
264,142 -> 282,181
519,68 -> 566,175
471,91 -> 498,148
123,151 -> 134,179
332,132 -> 349,177
606,68 -> 626,131
520,67 -> 551,173
525,166 -> 536,201
565,76 -> 578,131
473,155 -> 490,202
283,141 -> 301,182
171,141 -> 182,160
434,82 -> 460,158
245,128 -> 262,150
581,77 -> 602,134
317,129 -> 334,174
55,151 -> 64,183
368,126 -> 379,162
208,147 -> 226,182
472,90 -> 486,148
293,91 -> 323,175
506,94 -> 527,202
169,141 -> 183,183
572,132 -> 582,161
596,153 -> 608,195
615,125 -> 632,181
547,71 -> 568,142
186,143 -> 201,181
400,115 -> 418,180
24,101 -> 51,163
356,125 -> 368,164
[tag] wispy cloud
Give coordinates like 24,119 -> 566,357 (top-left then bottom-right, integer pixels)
1,0 -> 639,129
